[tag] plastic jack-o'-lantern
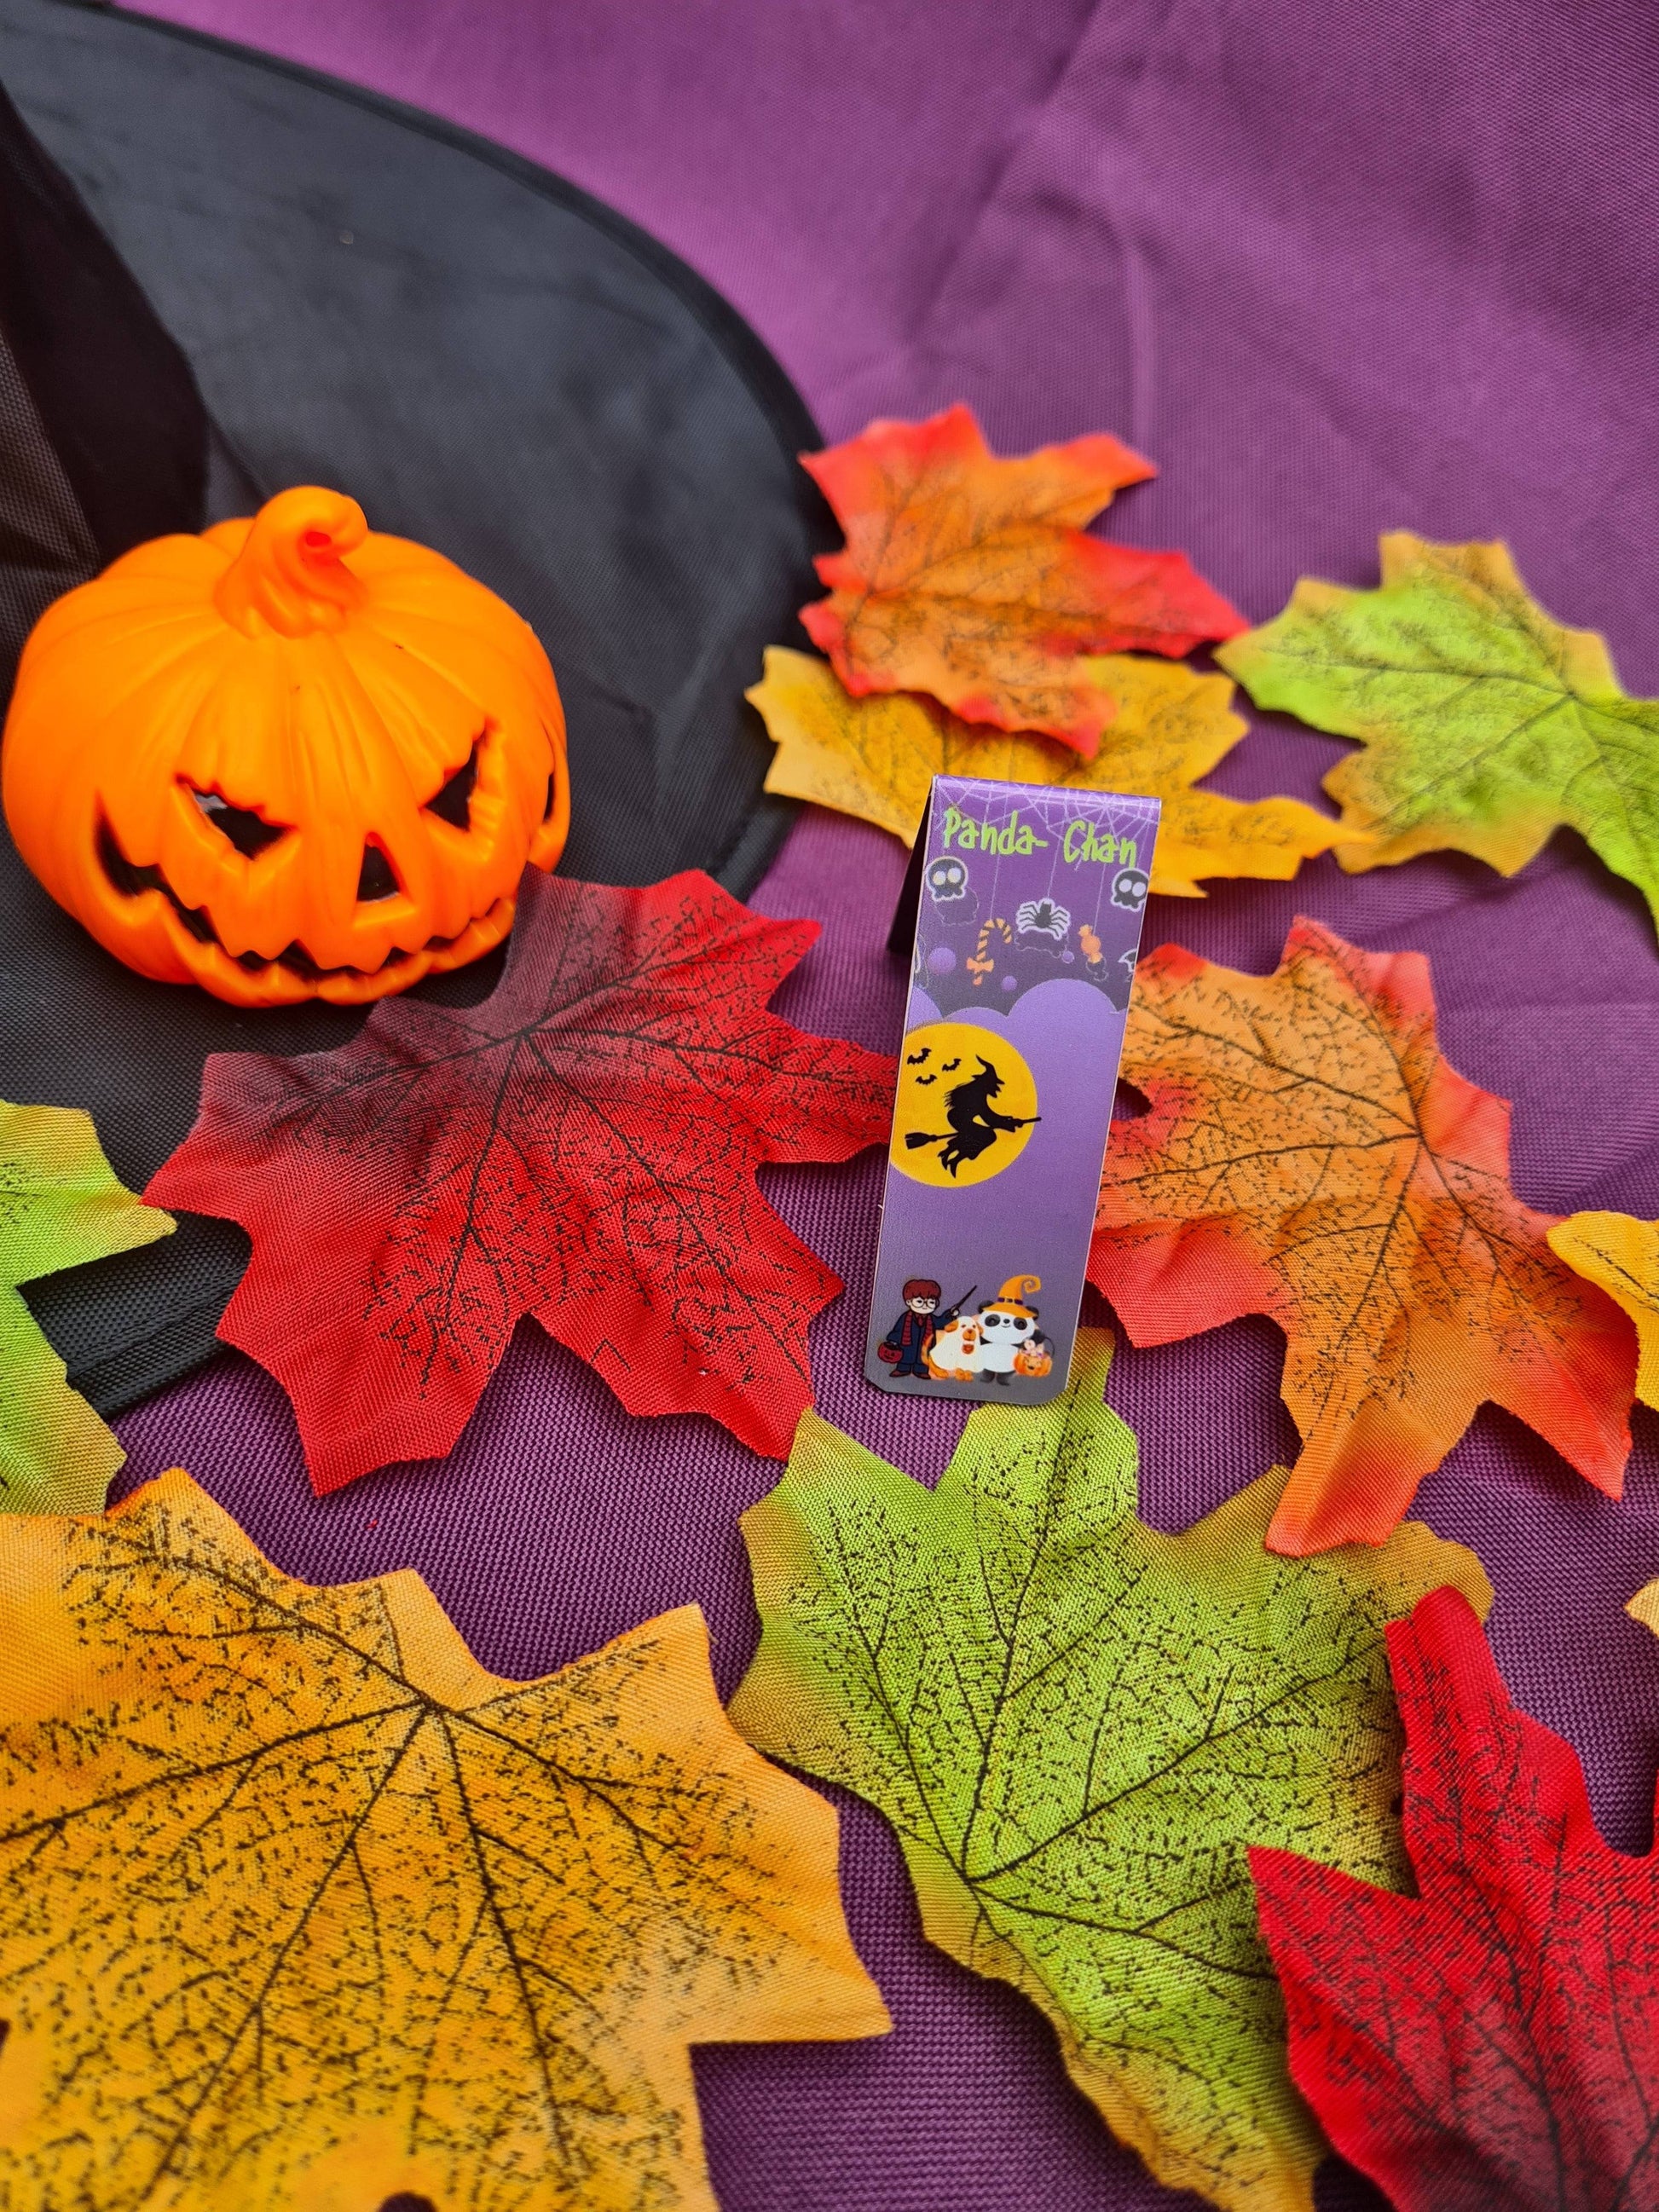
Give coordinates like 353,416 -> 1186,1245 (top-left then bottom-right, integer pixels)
1,486 -> 569,1006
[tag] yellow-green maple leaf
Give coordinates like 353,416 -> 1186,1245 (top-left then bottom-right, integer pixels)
0,1100 -> 172,1512
1217,533 -> 1659,923
0,1470 -> 888,2210
729,1331 -> 1490,2212
749,645 -> 1339,897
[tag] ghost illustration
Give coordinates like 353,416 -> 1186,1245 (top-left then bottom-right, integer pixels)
924,1312 -> 983,1381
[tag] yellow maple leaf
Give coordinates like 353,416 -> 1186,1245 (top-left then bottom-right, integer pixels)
1548,1210 -> 1659,1407
749,646 -> 1340,898
0,1469 -> 888,2210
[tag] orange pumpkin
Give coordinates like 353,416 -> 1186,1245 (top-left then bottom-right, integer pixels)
1,486 -> 569,1006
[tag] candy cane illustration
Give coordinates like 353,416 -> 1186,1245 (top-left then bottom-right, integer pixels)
967,916 -> 1012,986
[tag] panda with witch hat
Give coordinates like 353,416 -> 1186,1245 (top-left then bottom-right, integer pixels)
973,1276 -> 1055,1383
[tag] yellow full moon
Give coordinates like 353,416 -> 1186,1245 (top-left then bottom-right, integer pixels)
890,1021 -> 1039,1188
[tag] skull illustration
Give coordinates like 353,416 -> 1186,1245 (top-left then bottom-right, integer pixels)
927,854 -> 969,903
1111,866 -> 1150,911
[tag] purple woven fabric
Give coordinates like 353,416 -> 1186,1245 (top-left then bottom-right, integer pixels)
113,3 -> 1659,2205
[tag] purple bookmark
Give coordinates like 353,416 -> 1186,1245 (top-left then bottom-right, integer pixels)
866,775 -> 1159,1404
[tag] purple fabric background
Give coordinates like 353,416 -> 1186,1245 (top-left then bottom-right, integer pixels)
111,3 -> 1659,2205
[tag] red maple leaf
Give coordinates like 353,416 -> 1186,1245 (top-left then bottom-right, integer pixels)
148,870 -> 894,1490
1251,1585 -> 1659,2210
798,405 -> 1246,756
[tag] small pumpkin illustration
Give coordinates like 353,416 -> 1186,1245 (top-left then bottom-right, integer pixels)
1,486 -> 569,1006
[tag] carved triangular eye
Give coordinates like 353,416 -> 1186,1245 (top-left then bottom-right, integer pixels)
357,845 -> 399,902
189,785 -> 287,858
425,743 -> 478,830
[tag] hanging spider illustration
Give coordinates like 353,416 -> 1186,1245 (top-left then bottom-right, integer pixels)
1014,897 -> 1070,941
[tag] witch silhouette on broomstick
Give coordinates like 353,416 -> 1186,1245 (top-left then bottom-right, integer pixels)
905,1056 -> 1039,1178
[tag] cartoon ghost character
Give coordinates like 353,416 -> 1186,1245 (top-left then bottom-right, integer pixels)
973,1275 -> 1054,1383
924,1311 -> 984,1381
927,854 -> 969,903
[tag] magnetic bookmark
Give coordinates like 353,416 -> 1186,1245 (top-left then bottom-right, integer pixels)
867,775 -> 1159,1403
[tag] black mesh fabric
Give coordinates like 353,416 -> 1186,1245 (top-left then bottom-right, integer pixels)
0,331 -> 98,680
0,70 -> 206,693
0,0 -> 831,1412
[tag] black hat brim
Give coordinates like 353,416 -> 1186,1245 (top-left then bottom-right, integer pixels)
1,0 -> 832,1412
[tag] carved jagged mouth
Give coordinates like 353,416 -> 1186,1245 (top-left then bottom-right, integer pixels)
95,818 -> 469,983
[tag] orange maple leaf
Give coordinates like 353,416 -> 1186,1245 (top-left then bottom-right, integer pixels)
798,405 -> 1246,757
1090,920 -> 1636,1553
0,1470 -> 888,2209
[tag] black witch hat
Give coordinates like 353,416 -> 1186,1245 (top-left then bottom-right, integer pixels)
0,0 -> 830,1410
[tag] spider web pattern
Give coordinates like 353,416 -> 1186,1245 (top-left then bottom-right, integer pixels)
731,1333 -> 1486,2212
1090,917 -> 1634,1551
149,870 -> 893,1489
1253,1585 -> 1659,2212
0,1471 -> 882,2210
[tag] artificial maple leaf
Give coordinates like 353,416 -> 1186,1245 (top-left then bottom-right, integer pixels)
1090,918 -> 1635,1554
147,869 -> 893,1489
749,644 -> 1339,897
0,1466 -> 889,2211
1548,1210 -> 1659,1409
1217,533 -> 1659,927
798,404 -> 1246,756
1253,1583 -> 1659,2211
729,1329 -> 1490,2212
0,1100 -> 173,1512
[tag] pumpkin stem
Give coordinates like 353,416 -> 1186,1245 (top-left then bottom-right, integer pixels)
214,487 -> 371,638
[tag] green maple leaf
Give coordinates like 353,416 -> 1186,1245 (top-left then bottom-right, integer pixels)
0,1102 -> 174,1511
1217,533 -> 1659,922
729,1331 -> 1491,2212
